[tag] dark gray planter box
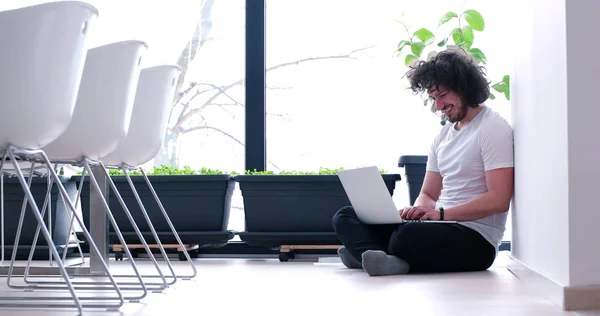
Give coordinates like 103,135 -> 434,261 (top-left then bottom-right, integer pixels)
74,174 -> 235,246
235,174 -> 401,247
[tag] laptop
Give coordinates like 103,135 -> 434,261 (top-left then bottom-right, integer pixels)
337,166 -> 456,224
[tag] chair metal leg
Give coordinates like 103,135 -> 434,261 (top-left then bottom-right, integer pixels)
57,163 -> 86,265
0,157 -> 56,272
22,167 -> 55,276
0,148 -> 84,315
32,162 -> 190,290
46,173 -> 53,266
108,167 -> 178,285
11,165 -> 67,279
139,167 -> 198,280
17,157 -> 151,300
22,165 -> 84,287
96,161 -> 170,289
21,161 -> 168,294
1,148 -> 126,309
6,161 -> 38,287
45,166 -> 87,267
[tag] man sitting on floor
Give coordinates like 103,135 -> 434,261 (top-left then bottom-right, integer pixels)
332,48 -> 514,276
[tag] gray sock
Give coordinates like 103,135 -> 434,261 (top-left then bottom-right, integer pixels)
361,250 -> 410,276
337,246 -> 362,269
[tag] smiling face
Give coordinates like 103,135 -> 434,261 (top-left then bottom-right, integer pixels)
428,85 -> 468,123
406,49 -> 491,126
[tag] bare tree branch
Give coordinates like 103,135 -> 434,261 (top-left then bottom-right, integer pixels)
173,0 -> 214,100
266,46 -> 376,72
267,112 -> 290,120
182,125 -> 244,147
169,0 -> 216,127
176,84 -> 243,126
268,86 -> 293,90
268,160 -> 283,171
174,46 -> 375,129
154,1 -> 216,168
212,103 -> 240,108
175,83 -> 199,102
215,103 -> 238,118
196,83 -> 244,106
179,126 -> 285,172
160,33 -> 375,168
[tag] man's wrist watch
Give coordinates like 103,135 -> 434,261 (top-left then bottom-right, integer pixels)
438,207 -> 444,220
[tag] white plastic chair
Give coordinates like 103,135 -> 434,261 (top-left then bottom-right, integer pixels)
18,40 -> 173,300
0,1 -> 108,314
102,65 -> 182,168
42,40 -> 146,162
101,65 -> 197,280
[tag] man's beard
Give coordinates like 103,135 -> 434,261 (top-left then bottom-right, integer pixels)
446,103 -> 468,123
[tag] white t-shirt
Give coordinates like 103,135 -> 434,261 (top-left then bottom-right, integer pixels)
426,106 -> 514,251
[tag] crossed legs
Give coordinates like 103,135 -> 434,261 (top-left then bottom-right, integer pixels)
332,206 -> 496,276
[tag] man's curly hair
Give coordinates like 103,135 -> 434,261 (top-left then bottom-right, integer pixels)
405,48 -> 490,108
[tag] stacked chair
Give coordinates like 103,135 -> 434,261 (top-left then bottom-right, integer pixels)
99,64 -> 197,281
0,1 -> 197,314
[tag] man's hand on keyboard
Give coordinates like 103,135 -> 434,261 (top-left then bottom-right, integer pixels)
399,205 -> 436,220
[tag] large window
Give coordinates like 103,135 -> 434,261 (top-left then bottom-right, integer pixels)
266,1 -> 442,179
265,0 -> 513,239
166,1 -> 246,174
163,1 -> 247,232
158,1 -> 247,232
6,0 -> 513,242
78,0 -> 247,232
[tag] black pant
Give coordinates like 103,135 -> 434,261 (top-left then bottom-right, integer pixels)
332,206 -> 496,273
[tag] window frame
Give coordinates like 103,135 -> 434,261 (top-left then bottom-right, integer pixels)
243,0 -> 511,250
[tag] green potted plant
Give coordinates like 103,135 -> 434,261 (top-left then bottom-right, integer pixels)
74,165 -> 236,252
234,167 -> 401,249
395,8 -> 508,201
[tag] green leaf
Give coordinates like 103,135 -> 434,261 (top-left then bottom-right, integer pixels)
405,54 -> 419,66
489,92 -> 496,100
468,47 -> 487,64
437,37 -> 448,47
411,42 -> 426,57
451,28 -> 463,45
502,76 -> 511,100
461,25 -> 474,48
492,82 -> 508,93
439,11 -> 458,26
397,40 -> 411,54
413,28 -> 435,42
463,9 -> 485,31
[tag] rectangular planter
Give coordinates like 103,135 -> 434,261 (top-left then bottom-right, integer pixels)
235,174 -> 401,247
1,175 -> 76,259
74,174 -> 235,245
398,155 -> 428,205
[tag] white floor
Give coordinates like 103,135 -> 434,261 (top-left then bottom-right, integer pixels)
0,251 -> 597,316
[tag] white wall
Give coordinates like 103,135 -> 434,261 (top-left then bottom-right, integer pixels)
565,0 -> 600,287
512,0 -> 600,288
511,0 -> 570,287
